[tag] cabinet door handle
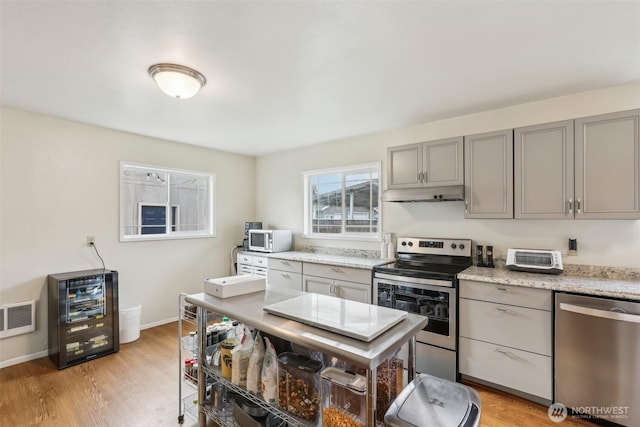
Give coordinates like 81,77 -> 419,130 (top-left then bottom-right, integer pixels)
568,198 -> 573,214
495,287 -> 511,293
464,201 -> 468,213
495,348 -> 516,358
282,261 -> 290,265
331,267 -> 343,274
576,198 -> 582,214
330,284 -> 338,296
417,172 -> 423,182
281,273 -> 290,278
495,307 -> 512,314
423,171 -> 428,182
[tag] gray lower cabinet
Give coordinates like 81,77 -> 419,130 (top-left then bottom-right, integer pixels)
302,262 -> 371,303
387,137 -> 464,189
575,109 -> 640,219
464,129 -> 514,218
458,280 -> 552,403
514,120 -> 574,219
267,258 -> 302,290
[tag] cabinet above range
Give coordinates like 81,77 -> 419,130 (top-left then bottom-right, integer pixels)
383,137 -> 465,202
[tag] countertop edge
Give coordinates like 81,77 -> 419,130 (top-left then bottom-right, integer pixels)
184,289 -> 427,369
264,251 -> 394,270
458,266 -> 640,301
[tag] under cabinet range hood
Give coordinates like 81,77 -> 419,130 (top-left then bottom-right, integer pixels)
382,185 -> 465,202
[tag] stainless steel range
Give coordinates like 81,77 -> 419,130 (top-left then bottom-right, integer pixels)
373,237 -> 472,382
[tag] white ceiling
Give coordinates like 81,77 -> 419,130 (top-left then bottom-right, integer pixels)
1,1 -> 639,156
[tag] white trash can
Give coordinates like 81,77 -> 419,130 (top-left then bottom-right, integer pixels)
119,303 -> 142,344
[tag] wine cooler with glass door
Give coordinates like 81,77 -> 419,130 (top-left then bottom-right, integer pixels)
48,269 -> 119,369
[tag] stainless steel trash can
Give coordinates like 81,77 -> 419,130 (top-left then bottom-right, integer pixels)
384,374 -> 481,427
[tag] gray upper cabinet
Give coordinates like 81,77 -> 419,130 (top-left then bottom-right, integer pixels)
464,129 -> 514,218
514,121 -> 574,219
575,109 -> 640,219
387,137 -> 463,189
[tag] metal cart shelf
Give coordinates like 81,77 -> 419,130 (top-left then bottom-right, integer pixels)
183,287 -> 427,427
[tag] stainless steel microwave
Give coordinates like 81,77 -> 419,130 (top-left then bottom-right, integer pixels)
248,229 -> 292,253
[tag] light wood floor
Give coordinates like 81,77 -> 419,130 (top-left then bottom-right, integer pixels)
0,322 -> 595,427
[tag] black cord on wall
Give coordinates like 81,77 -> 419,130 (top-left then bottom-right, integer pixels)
90,242 -> 106,271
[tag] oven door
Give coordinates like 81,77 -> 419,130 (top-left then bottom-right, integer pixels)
373,275 -> 456,351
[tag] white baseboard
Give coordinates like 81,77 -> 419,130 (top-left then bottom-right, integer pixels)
0,317 -> 179,369
141,316 -> 178,330
0,350 -> 49,369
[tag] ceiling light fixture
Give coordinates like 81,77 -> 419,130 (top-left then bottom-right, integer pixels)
148,63 -> 206,99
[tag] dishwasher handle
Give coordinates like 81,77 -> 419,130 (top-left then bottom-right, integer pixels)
559,302 -> 640,324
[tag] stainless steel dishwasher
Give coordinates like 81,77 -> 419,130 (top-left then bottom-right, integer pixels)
555,293 -> 640,427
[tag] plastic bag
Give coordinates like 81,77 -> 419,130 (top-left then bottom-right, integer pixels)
261,336 -> 278,405
246,332 -> 265,394
231,325 -> 254,387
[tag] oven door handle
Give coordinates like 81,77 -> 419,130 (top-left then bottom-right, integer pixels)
373,273 -> 453,288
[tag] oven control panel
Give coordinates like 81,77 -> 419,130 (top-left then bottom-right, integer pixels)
397,237 -> 472,257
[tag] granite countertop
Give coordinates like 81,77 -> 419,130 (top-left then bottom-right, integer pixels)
267,251 -> 394,269
458,265 -> 640,301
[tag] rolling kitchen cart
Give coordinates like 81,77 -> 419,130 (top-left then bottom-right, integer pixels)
181,288 -> 427,427
47,269 -> 119,369
178,293 -> 198,423
178,292 -> 233,423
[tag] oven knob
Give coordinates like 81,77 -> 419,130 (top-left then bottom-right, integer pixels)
401,241 -> 407,246
408,241 -> 413,247
451,243 -> 457,249
459,244 -> 465,250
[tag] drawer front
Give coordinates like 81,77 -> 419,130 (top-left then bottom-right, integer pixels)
459,337 -> 552,400
267,270 -> 302,290
459,280 -> 552,310
303,262 -> 371,284
268,258 -> 302,274
237,265 -> 253,275
253,256 -> 268,268
253,267 -> 268,277
237,253 -> 253,265
459,298 -> 552,355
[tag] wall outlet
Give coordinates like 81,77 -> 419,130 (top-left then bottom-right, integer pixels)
86,236 -> 95,246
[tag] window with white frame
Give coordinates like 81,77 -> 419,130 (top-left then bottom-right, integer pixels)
304,162 -> 381,239
120,162 -> 216,241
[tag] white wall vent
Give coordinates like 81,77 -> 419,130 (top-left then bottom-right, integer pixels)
0,300 -> 36,339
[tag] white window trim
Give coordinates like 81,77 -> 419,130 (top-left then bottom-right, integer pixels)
120,162 -> 216,242
303,162 -> 381,241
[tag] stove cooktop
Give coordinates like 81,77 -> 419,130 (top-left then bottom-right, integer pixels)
377,261 -> 470,275
374,237 -> 473,280
373,261 -> 470,281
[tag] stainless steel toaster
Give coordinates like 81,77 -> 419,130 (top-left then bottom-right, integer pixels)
506,248 -> 563,274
